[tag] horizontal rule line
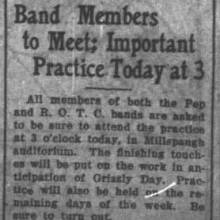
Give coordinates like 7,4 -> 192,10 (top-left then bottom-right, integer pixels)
85,87 -> 132,91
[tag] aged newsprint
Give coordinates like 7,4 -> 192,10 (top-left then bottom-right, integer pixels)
0,0 -> 219,220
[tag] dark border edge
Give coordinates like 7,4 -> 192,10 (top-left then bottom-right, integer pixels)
210,0 -> 216,219
3,0 -> 7,219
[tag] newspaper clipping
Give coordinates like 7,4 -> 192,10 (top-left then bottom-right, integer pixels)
0,0 -> 219,220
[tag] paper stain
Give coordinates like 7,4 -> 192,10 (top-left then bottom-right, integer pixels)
144,182 -> 177,199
